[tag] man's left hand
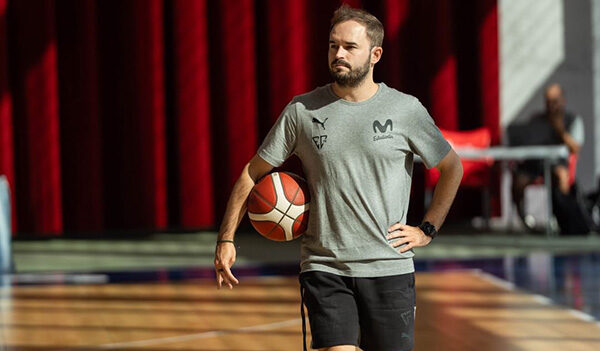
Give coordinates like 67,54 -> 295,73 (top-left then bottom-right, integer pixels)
386,223 -> 432,253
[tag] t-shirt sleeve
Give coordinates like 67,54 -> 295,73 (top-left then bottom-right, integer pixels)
569,115 -> 585,145
257,102 -> 298,167
407,98 -> 452,169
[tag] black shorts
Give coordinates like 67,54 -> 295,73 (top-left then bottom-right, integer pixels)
299,271 -> 416,351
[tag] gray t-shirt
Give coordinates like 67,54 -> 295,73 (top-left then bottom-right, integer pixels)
257,83 -> 451,277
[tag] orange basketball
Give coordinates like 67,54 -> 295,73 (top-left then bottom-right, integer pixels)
247,172 -> 310,241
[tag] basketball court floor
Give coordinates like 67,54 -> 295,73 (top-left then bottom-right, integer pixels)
1,231 -> 599,350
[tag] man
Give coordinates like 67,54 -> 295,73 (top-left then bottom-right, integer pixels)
214,5 -> 463,351
510,83 -> 585,232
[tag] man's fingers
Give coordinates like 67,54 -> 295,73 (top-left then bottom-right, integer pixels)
399,243 -> 414,253
217,270 -> 234,289
221,274 -> 232,289
215,265 -> 238,290
387,223 -> 402,232
223,266 -> 239,286
391,239 -> 410,248
216,272 -> 223,289
388,223 -> 411,233
386,229 -> 406,240
215,261 -> 230,288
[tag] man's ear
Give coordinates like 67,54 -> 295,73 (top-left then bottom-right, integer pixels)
371,46 -> 383,65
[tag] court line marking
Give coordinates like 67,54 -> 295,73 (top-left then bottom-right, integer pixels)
92,318 -> 301,349
9,273 -> 109,285
472,269 -> 600,328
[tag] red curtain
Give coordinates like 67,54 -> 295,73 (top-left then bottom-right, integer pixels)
208,0 -> 259,218
0,0 -> 498,236
96,0 -> 167,231
264,0 -> 311,125
9,0 -> 62,236
0,0 -> 15,233
56,0 -> 103,232
172,0 -> 214,228
478,0 -> 500,144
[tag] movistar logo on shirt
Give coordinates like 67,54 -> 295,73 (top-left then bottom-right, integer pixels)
373,119 -> 393,133
373,119 -> 394,141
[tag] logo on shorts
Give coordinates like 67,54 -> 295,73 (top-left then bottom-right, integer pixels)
400,309 -> 412,326
372,119 -> 394,141
312,135 -> 327,150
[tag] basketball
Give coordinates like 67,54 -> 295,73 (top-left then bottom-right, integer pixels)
247,172 -> 310,241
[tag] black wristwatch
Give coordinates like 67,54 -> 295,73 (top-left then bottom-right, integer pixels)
418,221 -> 438,239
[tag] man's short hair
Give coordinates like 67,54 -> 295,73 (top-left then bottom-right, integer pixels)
330,4 -> 384,48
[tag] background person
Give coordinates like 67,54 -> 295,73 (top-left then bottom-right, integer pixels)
510,83 -> 585,232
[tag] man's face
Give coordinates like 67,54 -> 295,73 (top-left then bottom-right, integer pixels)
328,20 -> 373,87
545,85 -> 565,115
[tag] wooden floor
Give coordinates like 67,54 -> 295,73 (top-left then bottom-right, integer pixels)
0,271 -> 599,351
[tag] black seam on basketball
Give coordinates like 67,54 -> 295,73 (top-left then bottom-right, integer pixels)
265,212 -> 286,239
252,188 -> 277,208
249,194 -> 286,237
251,189 -> 288,217
283,209 -> 308,222
283,176 -> 300,204
282,181 -> 301,219
270,173 -> 278,209
285,177 -> 306,228
291,210 -> 308,223
268,193 -> 292,239
260,174 -> 285,239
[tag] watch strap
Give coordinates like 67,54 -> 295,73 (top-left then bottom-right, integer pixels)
419,221 -> 437,238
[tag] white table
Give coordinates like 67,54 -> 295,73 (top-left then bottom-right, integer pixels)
419,145 -> 569,236
455,145 -> 569,162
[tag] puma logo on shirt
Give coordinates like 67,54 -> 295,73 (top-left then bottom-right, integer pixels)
312,117 -> 328,130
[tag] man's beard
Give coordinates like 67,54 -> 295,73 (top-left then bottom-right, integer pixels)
329,57 -> 371,87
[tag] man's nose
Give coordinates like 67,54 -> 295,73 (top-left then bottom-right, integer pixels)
335,47 -> 347,59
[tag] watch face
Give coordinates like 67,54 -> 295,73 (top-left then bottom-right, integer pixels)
427,227 -> 437,238
420,222 -> 437,237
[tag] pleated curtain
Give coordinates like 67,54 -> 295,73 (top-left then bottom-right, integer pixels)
0,0 -> 499,236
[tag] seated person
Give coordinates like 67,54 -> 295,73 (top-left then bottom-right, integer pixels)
508,83 -> 584,229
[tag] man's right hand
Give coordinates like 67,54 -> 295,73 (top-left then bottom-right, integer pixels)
548,111 -> 565,134
214,241 -> 239,289
212,154 -> 275,290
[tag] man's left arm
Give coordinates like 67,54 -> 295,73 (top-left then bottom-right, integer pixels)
387,149 -> 463,252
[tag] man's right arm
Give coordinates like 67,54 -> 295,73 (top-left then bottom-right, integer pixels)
214,154 -> 274,289
549,114 -> 583,154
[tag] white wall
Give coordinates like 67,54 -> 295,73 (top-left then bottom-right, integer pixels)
500,0 -> 564,127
